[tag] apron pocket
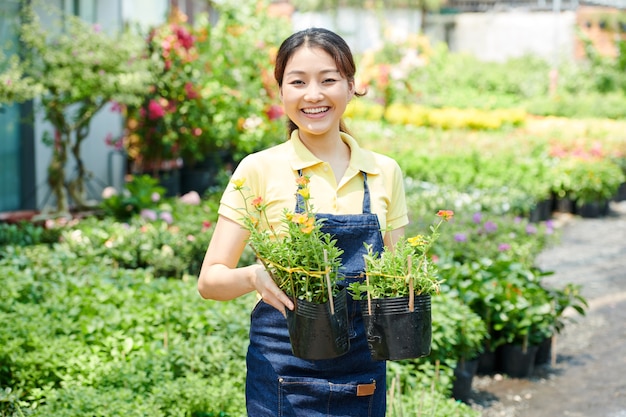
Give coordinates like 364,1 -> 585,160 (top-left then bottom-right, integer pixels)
278,376 -> 375,417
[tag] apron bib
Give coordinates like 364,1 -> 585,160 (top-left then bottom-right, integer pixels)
246,172 -> 386,417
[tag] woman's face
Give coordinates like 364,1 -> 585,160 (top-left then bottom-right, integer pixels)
280,46 -> 354,141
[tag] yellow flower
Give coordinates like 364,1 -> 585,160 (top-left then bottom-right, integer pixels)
408,235 -> 427,247
291,213 -> 308,225
231,178 -> 246,189
297,188 -> 310,199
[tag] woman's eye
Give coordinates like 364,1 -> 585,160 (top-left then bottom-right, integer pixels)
289,80 -> 304,85
323,78 -> 337,83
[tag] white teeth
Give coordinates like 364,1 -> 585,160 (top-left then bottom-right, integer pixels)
302,107 -> 328,114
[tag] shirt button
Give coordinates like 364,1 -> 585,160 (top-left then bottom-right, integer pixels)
323,166 -> 329,171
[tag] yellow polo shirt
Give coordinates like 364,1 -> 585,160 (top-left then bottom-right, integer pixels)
219,130 -> 408,234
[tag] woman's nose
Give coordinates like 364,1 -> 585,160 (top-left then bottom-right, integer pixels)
304,83 -> 323,102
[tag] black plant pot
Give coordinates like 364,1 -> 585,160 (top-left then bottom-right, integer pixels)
476,348 -> 498,375
529,198 -> 553,223
577,200 -> 610,218
534,336 -> 553,366
498,343 -> 539,378
554,196 -> 576,214
359,294 -> 432,361
452,358 -> 479,404
180,152 -> 227,195
285,288 -> 350,360
614,182 -> 626,202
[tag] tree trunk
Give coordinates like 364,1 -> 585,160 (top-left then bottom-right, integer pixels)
67,120 -> 96,209
47,129 -> 70,216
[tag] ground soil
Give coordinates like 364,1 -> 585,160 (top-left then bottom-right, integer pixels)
469,201 -> 626,417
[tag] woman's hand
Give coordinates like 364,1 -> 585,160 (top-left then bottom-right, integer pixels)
251,263 -> 294,317
198,215 -> 294,315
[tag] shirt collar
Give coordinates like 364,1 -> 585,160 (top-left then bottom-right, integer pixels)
288,129 -> 380,175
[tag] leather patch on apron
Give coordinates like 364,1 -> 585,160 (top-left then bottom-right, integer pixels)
356,382 -> 376,397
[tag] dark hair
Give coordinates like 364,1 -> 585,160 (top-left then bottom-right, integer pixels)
274,28 -> 364,137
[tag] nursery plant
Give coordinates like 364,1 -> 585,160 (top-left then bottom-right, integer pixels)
429,292 -> 488,365
349,209 -> 454,301
232,176 -> 344,304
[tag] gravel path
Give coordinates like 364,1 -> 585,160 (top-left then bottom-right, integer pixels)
469,201 -> 626,417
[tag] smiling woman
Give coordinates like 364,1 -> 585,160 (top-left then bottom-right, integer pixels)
197,27 -> 409,417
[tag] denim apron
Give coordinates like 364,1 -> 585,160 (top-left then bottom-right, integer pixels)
246,171 -> 386,417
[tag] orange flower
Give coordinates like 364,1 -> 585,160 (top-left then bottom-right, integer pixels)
252,196 -> 263,210
295,176 -> 310,187
300,217 -> 315,234
436,210 -> 454,221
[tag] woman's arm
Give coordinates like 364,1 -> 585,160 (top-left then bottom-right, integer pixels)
197,215 -> 294,314
384,226 -> 405,249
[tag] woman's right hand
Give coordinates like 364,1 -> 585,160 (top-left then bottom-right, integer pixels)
198,215 -> 294,315
250,263 -> 294,317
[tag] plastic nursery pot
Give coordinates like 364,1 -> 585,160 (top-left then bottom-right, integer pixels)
534,335 -> 553,366
452,358 -> 479,404
498,343 -> 539,378
285,288 -> 350,360
359,294 -> 432,361
476,347 -> 498,375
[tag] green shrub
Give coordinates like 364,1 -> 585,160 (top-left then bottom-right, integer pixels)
0,247 -> 251,416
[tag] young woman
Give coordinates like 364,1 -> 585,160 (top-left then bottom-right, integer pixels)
198,27 -> 408,416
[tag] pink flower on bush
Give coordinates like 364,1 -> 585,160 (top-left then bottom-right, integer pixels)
175,25 -> 194,50
498,243 -> 511,251
140,209 -> 158,221
185,82 -> 199,99
179,191 -> 201,205
265,104 -> 284,121
147,99 -> 165,120
110,101 -> 122,113
159,211 -> 173,224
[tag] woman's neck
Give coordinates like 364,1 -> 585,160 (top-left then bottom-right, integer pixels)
299,131 -> 351,184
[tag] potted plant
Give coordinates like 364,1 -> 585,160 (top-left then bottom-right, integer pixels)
428,292 -> 488,403
348,209 -> 454,361
232,176 -> 349,360
549,157 -> 625,217
534,282 -> 588,366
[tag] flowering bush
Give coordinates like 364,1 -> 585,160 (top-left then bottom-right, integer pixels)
349,210 -> 454,300
121,2 -> 290,171
232,176 -> 343,303
100,175 -> 166,221
432,210 -> 556,267
357,33 -> 431,112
